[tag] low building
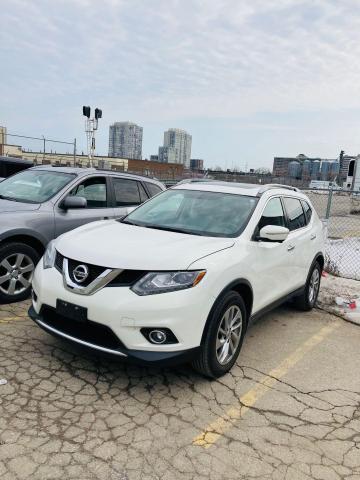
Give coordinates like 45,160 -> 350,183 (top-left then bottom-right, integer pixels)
0,143 -> 23,157
14,150 -> 183,181
190,159 -> 204,171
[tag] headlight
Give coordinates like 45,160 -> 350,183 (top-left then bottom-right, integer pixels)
131,270 -> 206,296
43,240 -> 56,269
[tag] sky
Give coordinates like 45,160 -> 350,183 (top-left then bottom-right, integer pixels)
2,0 -> 360,169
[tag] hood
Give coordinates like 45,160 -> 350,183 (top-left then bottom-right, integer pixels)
56,220 -> 234,270
0,199 -> 40,213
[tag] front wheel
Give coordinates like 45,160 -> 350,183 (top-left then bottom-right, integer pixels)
192,291 -> 247,378
294,262 -> 322,311
0,243 -> 40,304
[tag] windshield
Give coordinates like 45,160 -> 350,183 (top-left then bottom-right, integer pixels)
0,170 -> 76,203
124,188 -> 258,237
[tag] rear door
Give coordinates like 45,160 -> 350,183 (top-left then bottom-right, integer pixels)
54,175 -> 115,236
111,177 -> 149,218
282,196 -> 309,286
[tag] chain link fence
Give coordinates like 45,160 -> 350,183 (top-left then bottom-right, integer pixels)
303,189 -> 360,280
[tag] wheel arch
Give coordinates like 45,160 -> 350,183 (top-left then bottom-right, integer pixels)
0,232 -> 46,257
312,251 -> 325,272
200,278 -> 253,345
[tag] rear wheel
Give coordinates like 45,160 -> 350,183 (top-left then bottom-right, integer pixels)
294,262 -> 322,311
0,243 -> 40,304
192,291 -> 247,378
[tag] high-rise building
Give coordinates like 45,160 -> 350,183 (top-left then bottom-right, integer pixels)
158,146 -> 177,164
161,128 -> 192,167
108,122 -> 143,159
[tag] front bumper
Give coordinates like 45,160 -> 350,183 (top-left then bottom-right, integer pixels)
29,305 -> 200,367
31,263 -> 214,353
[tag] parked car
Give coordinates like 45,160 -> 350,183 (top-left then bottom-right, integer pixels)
0,166 -> 165,303
29,182 -> 325,377
0,156 -> 33,178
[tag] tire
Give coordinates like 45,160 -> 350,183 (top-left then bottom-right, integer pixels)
192,291 -> 247,378
0,242 -> 40,304
294,262 -> 322,311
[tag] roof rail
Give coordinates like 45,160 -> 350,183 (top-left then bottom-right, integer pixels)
257,184 -> 299,195
176,178 -> 216,185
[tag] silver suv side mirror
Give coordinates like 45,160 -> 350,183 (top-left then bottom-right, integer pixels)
259,225 -> 289,242
61,196 -> 87,210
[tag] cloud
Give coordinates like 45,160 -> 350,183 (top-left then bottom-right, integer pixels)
1,0 -> 360,164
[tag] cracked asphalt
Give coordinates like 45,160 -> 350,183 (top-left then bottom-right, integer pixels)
1,300 -> 360,480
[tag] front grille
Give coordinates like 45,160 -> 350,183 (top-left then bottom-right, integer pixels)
55,251 -> 147,288
55,251 -> 64,273
40,305 -> 125,351
67,258 -> 105,287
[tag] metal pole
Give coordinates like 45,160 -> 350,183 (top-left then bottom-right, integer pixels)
73,138 -> 77,167
325,187 -> 333,219
42,135 -> 45,162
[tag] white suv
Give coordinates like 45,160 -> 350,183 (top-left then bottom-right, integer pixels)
29,182 -> 325,378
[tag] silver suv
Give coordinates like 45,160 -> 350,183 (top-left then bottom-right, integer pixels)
0,166 -> 165,303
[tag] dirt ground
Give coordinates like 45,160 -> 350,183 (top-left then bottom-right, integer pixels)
1,299 -> 360,480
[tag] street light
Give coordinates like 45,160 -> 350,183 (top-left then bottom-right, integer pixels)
82,106 -> 102,167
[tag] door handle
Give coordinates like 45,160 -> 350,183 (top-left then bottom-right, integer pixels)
103,216 -> 109,220
287,244 -> 295,251
310,234 -> 316,240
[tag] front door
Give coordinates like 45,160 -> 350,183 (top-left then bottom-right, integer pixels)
54,176 -> 115,237
250,196 -> 299,313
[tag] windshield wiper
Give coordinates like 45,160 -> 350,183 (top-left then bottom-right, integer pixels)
140,224 -> 204,236
119,219 -> 140,226
0,195 -> 19,202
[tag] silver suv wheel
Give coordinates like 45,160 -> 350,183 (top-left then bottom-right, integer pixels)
216,305 -> 243,365
308,268 -> 320,305
0,253 -> 35,296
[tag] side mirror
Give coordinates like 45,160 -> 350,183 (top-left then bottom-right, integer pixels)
259,225 -> 289,242
61,196 -> 87,210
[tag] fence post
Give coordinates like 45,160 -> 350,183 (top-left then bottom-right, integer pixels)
325,188 -> 333,219
73,138 -> 77,167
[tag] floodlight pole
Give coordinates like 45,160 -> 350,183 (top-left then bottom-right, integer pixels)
83,106 -> 102,168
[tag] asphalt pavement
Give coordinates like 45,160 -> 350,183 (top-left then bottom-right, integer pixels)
1,300 -> 359,480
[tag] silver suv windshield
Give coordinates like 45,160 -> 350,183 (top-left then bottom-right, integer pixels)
123,188 -> 258,237
0,170 -> 75,204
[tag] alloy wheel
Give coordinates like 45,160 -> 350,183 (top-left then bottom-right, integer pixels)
0,253 -> 35,296
216,305 -> 243,365
308,268 -> 320,305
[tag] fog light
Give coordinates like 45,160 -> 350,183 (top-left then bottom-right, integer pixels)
31,289 -> 38,303
149,330 -> 167,344
140,327 -> 178,344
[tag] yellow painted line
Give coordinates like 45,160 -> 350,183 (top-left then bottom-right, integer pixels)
0,316 -> 27,324
193,321 -> 341,448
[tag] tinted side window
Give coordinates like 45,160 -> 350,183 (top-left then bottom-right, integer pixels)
113,178 -> 141,206
301,200 -> 312,224
258,197 -> 286,231
146,182 -> 162,198
70,177 -> 107,208
138,182 -> 149,203
283,197 -> 306,231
